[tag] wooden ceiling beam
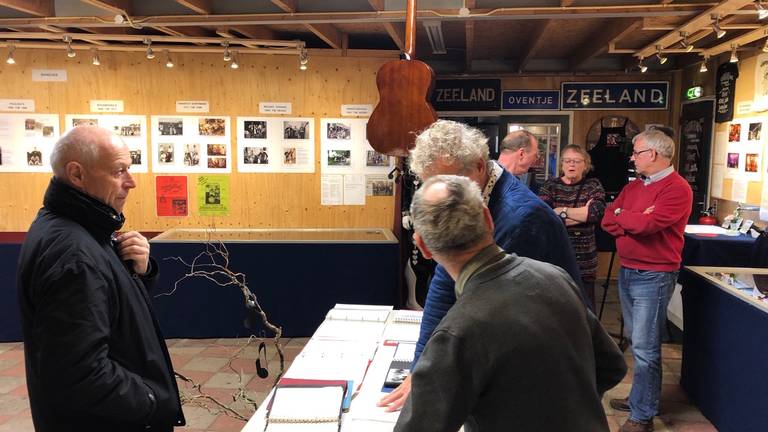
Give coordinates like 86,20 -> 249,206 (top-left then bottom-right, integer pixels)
518,19 -> 557,72
173,0 -> 211,15
367,0 -> 403,50
0,0 -> 52,16
269,0 -> 343,49
154,26 -> 210,39
634,0 -> 754,58
270,0 -> 296,13
570,18 -> 641,69
306,23 -> 342,49
80,0 -> 131,16
560,0 -> 575,7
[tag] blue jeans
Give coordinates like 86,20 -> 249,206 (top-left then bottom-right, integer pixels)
618,266 -> 677,423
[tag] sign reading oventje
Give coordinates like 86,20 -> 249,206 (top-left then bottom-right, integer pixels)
561,82 -> 669,110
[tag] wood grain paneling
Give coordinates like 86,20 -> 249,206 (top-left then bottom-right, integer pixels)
0,49 -> 394,231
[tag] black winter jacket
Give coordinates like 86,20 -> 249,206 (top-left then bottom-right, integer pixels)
17,178 -> 185,432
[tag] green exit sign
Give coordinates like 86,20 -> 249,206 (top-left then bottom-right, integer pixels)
686,86 -> 703,100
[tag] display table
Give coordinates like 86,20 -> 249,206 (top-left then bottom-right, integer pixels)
149,228 -> 399,338
242,304 -> 419,432
666,228 -> 756,330
680,266 -> 768,432
682,230 -> 755,267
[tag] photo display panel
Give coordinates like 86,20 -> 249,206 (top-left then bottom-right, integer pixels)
0,113 -> 60,172
150,115 -> 231,173
65,114 -> 148,173
236,117 -> 315,173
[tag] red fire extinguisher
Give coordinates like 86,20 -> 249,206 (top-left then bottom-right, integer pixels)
698,207 -> 717,225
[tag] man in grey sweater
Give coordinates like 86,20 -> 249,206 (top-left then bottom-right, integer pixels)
394,175 -> 626,432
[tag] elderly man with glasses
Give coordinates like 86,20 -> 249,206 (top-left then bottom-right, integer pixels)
601,129 -> 693,432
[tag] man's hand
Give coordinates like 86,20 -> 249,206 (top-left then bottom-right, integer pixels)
376,374 -> 412,412
115,231 -> 150,275
643,205 -> 655,215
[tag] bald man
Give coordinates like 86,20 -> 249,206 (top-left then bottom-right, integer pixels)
498,130 -> 540,191
394,175 -> 626,432
17,126 -> 185,432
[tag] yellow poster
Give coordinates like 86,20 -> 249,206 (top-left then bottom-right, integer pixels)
197,175 -> 229,216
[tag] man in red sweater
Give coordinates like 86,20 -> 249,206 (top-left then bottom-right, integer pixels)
601,129 -> 692,432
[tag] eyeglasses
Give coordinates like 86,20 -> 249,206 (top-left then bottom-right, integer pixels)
632,148 -> 653,157
562,158 -> 585,165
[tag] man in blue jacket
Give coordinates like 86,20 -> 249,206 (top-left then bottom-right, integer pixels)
379,119 -> 583,411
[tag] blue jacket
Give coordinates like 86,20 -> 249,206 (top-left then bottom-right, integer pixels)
413,166 -> 583,364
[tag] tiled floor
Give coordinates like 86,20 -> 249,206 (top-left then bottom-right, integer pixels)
0,285 -> 717,432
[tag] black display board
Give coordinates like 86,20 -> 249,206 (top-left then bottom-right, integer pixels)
679,98 -> 715,222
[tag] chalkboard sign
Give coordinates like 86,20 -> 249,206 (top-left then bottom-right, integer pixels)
715,62 -> 739,123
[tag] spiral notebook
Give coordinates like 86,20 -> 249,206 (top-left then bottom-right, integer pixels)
383,342 -> 415,389
265,380 -> 347,432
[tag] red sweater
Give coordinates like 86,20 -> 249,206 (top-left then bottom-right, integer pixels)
601,171 -> 692,271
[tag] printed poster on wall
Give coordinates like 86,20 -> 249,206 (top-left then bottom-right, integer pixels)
725,118 -> 764,181
319,118 -> 395,205
65,114 -> 148,173
754,53 -> 768,112
155,176 -> 188,217
151,115 -> 231,173
0,113 -> 59,172
236,117 -> 315,173
197,175 -> 229,216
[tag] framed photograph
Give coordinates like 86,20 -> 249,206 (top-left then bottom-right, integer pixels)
283,121 -> 309,139
728,123 -> 741,142
158,118 -> 183,136
199,118 -> 226,136
326,122 -> 351,140
327,149 -> 351,166
244,120 -> 267,139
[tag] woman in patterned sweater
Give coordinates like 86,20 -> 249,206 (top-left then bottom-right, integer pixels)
539,144 -> 606,310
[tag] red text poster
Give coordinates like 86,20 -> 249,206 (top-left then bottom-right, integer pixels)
156,175 -> 188,217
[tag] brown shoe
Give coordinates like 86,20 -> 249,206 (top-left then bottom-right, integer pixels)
619,419 -> 654,432
610,397 -> 630,412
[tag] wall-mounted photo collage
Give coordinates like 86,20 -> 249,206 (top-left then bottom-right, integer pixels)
236,117 -> 315,173
725,117 -> 764,181
65,114 -> 148,173
150,115 -> 231,173
0,113 -> 60,173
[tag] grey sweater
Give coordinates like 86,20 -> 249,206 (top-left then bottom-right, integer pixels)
394,252 -> 626,432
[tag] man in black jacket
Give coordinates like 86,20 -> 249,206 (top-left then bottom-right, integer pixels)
17,126 -> 185,431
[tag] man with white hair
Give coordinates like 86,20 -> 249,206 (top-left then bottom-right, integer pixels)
17,126 -> 185,431
393,175 -> 626,432
379,119 -> 584,411
602,129 -> 692,432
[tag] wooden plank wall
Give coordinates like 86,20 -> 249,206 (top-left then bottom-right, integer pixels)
0,49 -> 396,232
0,49 -> 676,253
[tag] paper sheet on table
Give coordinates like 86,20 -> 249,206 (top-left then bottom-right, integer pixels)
326,308 -> 390,323
284,339 -> 379,384
313,319 -> 386,342
685,225 -> 727,235
381,323 -> 420,342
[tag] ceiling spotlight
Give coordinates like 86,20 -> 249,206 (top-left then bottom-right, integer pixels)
222,41 -> 232,62
758,0 -> 768,20
164,50 -> 174,68
114,14 -> 125,24
655,45 -> 667,65
679,31 -> 694,53
144,37 -> 155,59
299,47 -> 309,71
6,44 -> 15,65
63,35 -> 76,58
638,57 -> 648,73
230,51 -> 239,69
712,15 -> 726,39
91,49 -> 100,66
700,57 -> 708,73
730,44 -> 739,63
